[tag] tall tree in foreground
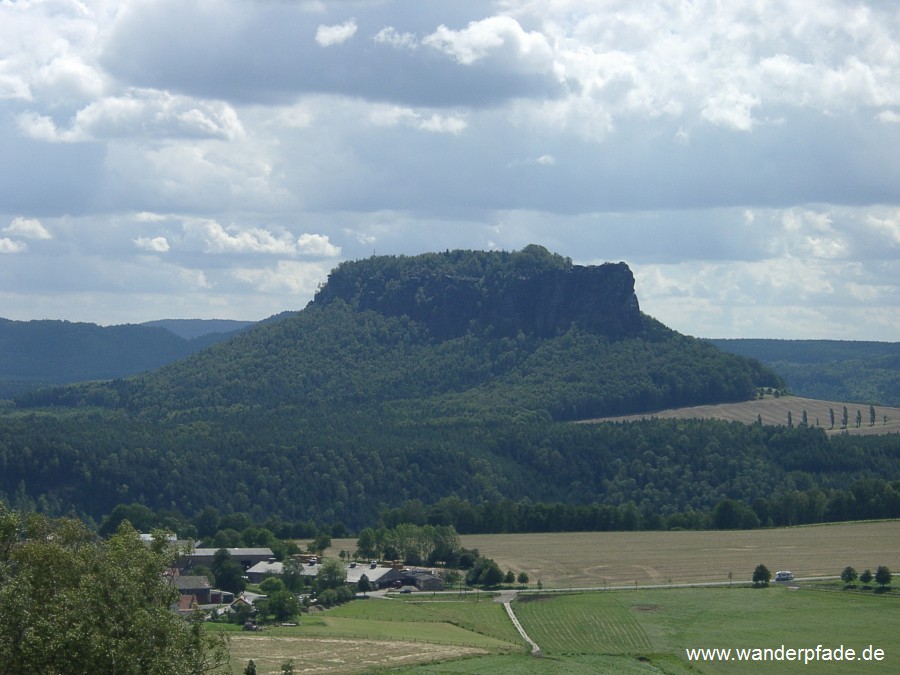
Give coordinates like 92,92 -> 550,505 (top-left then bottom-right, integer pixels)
0,504 -> 229,674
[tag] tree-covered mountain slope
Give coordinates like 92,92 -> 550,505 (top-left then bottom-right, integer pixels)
17,247 -> 888,529
20,247 -> 781,421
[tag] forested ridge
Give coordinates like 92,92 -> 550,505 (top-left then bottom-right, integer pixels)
2,246 -> 897,531
0,317 -> 248,400
713,339 -> 900,406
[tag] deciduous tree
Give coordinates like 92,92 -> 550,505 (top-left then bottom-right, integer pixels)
840,566 -> 858,585
0,504 -> 229,674
752,564 -> 771,587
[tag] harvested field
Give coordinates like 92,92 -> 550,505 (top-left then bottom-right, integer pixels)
580,395 -> 900,436
455,521 -> 900,588
228,635 -> 487,675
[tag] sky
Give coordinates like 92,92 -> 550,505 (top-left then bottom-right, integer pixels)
1,0 -> 899,340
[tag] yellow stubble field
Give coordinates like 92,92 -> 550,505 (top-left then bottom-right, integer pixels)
329,520 -> 900,588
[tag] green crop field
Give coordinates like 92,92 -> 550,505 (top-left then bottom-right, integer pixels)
403,586 -> 898,674
224,584 -> 898,674
514,593 -> 652,655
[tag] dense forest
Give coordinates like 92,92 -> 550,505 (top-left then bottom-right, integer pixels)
1,247 -> 897,533
713,339 -> 900,406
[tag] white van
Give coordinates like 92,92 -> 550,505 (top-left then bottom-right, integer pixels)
775,570 -> 794,582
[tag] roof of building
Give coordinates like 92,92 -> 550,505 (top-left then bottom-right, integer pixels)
173,575 -> 212,590
190,548 -> 274,557
246,561 -> 283,576
244,560 -> 402,584
345,565 -> 397,584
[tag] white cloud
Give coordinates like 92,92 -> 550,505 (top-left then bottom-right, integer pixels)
368,104 -> 467,134
418,113 -> 467,134
17,90 -> 245,143
866,212 -> 900,246
184,221 -> 339,257
233,260 -> 331,293
0,238 -> 27,254
374,26 -> 417,50
135,212 -> 167,222
0,70 -> 32,101
194,220 -> 299,255
701,85 -> 761,131
297,233 -> 340,256
134,236 -> 170,253
35,53 -> 106,101
5,217 -> 51,240
315,19 -> 358,47
423,15 -> 554,70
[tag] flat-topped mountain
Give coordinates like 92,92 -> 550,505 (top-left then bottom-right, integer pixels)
314,245 -> 642,339
21,246 -> 780,420
4,246 -> 827,526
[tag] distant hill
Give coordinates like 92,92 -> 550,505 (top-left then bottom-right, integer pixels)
5,247 -> 897,529
141,318 -> 255,340
0,318 -> 252,400
712,339 -> 900,406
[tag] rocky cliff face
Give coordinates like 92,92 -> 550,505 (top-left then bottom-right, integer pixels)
314,248 -> 643,340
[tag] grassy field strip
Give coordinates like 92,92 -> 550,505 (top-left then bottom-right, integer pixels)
227,635 -> 489,675
330,596 -> 526,647
295,616 -> 517,650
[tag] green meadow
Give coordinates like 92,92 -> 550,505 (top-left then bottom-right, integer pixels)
226,584 -> 897,674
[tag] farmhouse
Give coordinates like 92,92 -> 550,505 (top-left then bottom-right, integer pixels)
246,560 -> 284,584
244,559 -> 444,591
172,574 -> 212,604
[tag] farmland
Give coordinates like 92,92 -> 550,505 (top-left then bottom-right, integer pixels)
225,582 -> 899,674
225,595 -> 523,674
331,520 -> 900,588
583,395 -> 900,436
246,522 -> 900,674
490,587 -> 896,674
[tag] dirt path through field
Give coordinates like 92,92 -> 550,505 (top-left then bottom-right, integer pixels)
502,599 -> 541,655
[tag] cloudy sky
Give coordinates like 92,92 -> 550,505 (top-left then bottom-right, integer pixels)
1,0 -> 898,339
